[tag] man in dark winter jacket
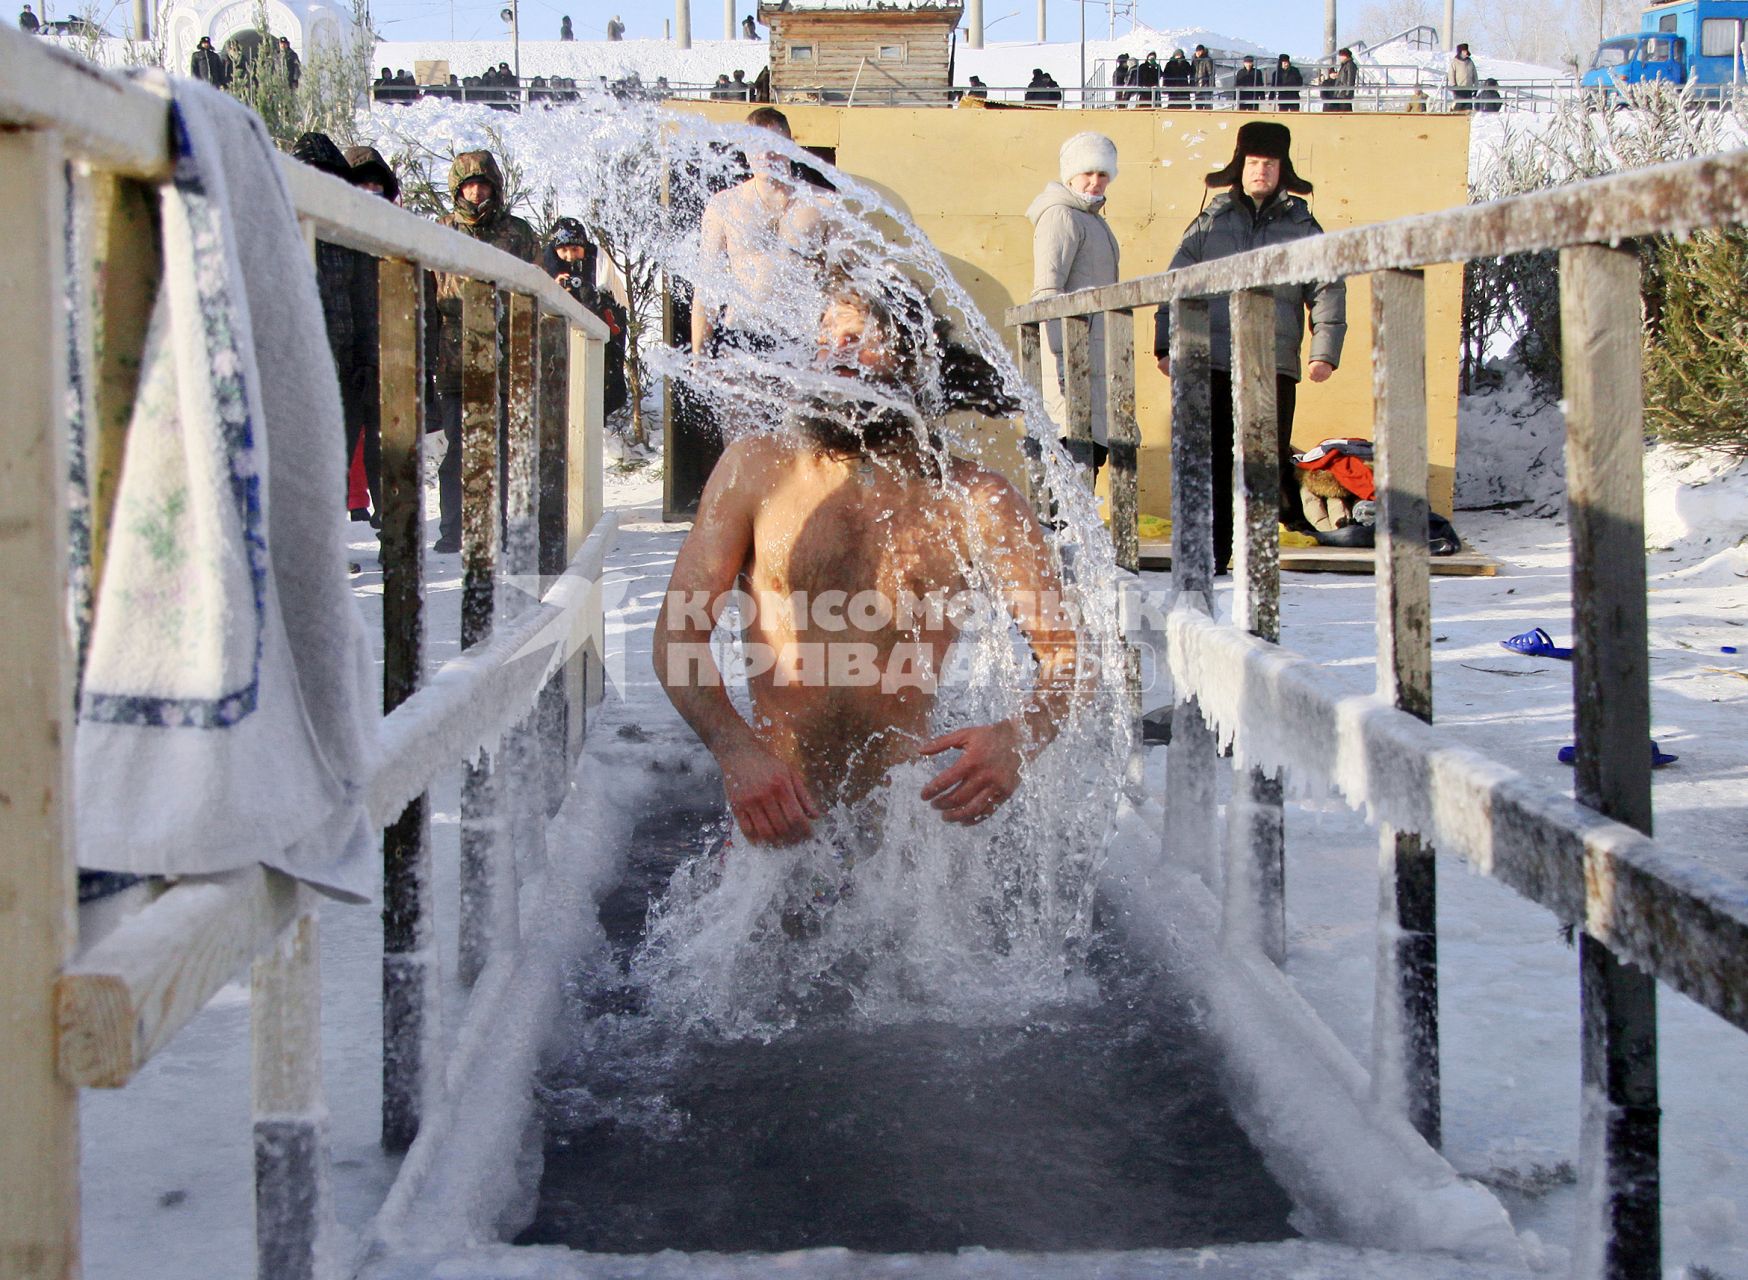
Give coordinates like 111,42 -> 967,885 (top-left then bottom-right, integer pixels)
1110,52 -> 1131,106
191,36 -> 230,87
19,5 -> 40,32
291,134 -> 383,526
1133,51 -> 1161,106
1234,54 -> 1265,109
431,151 -> 538,553
341,146 -> 400,522
1319,47 -> 1358,111
1269,53 -> 1303,111
1161,49 -> 1192,107
1152,122 -> 1346,573
277,35 -> 301,89
1189,44 -> 1215,108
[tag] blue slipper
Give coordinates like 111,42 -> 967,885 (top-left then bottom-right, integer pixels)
1558,741 -> 1678,768
1502,627 -> 1573,660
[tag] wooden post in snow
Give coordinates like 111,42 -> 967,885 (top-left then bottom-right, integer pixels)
537,314 -> 572,815
1368,267 -> 1441,1148
1063,313 -> 1094,484
1165,297 -> 1221,889
0,125 -> 79,1280
253,888 -> 333,1280
1562,243 -> 1660,1280
378,258 -> 435,1151
1225,287 -> 1285,963
503,293 -> 546,892
458,279 -> 502,987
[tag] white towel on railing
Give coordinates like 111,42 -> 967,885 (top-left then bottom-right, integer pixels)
75,74 -> 378,902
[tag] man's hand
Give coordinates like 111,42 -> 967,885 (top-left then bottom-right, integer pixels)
721,739 -> 821,845
918,721 -> 1024,825
1307,359 -> 1335,383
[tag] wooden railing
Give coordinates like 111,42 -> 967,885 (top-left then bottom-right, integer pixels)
1007,149 -> 1748,1280
0,26 -> 614,1280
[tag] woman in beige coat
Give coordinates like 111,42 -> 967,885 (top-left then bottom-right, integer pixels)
1027,132 -> 1120,473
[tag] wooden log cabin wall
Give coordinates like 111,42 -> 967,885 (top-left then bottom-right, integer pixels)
759,1 -> 964,103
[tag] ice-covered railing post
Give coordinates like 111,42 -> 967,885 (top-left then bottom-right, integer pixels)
1368,267 -> 1441,1148
1164,297 -> 1223,893
1225,287 -> 1285,963
0,26 -> 614,1278
1007,139 -> 1748,1280
1562,242 -> 1660,1280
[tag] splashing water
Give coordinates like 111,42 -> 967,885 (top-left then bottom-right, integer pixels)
378,95 -> 1136,1035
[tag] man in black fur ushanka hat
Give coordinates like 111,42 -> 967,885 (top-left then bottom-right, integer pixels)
1153,120 -> 1347,573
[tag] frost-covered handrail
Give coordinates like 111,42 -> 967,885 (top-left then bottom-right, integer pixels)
1005,145 -> 1748,324
0,25 -> 607,342
0,25 -> 615,1280
1011,121 -> 1720,1277
1168,605 -> 1748,1034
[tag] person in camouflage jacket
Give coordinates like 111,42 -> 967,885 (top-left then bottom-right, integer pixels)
430,150 -> 537,552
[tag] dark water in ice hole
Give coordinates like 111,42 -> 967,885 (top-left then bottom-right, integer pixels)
515,804 -> 1298,1255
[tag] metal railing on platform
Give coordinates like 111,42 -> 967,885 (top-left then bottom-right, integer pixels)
1006,148 -> 1748,1280
0,23 -> 613,1280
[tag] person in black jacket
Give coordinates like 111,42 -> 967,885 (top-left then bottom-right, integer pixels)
1132,50 -> 1160,106
190,36 -> 230,87
1269,53 -> 1303,111
19,5 -> 40,31
543,218 -> 629,419
277,35 -> 301,89
1109,52 -> 1131,107
1234,54 -> 1265,109
1162,49 -> 1192,107
1189,43 -> 1215,108
1152,122 -> 1347,572
559,14 -> 573,38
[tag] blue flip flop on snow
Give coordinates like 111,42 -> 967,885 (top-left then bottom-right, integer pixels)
1501,626 -> 1574,659
1557,741 -> 1679,768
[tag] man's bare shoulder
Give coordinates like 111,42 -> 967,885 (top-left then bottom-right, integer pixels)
949,456 -> 1030,514
713,432 -> 806,494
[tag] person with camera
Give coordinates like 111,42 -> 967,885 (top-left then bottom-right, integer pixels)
543,218 -> 629,419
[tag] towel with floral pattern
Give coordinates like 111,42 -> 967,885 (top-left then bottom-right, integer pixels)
75,74 -> 377,901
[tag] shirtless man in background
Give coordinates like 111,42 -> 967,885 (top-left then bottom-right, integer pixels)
655,283 -> 1079,845
689,106 -> 828,357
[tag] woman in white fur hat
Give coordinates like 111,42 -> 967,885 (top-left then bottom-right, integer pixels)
1026,131 -> 1121,474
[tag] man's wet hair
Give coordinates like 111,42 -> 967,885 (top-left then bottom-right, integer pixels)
746,106 -> 792,137
794,271 -> 1017,460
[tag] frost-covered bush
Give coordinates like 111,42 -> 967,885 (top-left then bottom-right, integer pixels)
1465,81 -> 1748,454
226,0 -> 376,147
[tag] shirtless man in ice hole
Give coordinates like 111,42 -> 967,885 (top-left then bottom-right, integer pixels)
654,284 -> 1080,846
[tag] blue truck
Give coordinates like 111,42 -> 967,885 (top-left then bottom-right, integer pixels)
1581,0 -> 1748,91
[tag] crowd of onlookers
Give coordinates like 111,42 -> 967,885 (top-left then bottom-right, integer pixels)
283,132 -> 629,553
370,65 -> 688,105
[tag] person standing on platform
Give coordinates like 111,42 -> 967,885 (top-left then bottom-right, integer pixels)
1270,53 -> 1303,110
1152,122 -> 1346,573
1162,49 -> 1192,107
19,5 -> 40,32
1133,50 -> 1161,106
1028,132 -> 1120,478
743,14 -> 758,38
560,14 -> 573,39
1110,52 -> 1131,107
607,13 -> 624,39
1190,44 -> 1215,108
1234,54 -> 1265,109
1448,42 -> 1478,110
1319,47 -> 1358,111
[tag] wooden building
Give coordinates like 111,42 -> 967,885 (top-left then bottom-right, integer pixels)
758,0 -> 964,105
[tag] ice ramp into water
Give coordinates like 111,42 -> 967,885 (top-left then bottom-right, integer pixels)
357,1239 -> 1523,1279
